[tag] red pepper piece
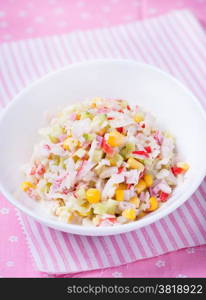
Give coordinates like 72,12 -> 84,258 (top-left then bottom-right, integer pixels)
101,138 -> 114,155
107,117 -> 114,120
159,191 -> 169,202
117,167 -> 124,174
132,151 -> 149,158
171,166 -> 183,176
144,146 -> 152,153
116,127 -> 124,133
127,105 -> 131,111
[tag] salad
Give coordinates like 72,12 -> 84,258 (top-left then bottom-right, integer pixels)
21,98 -> 189,227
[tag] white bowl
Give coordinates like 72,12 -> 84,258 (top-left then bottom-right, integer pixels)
0,59 -> 206,236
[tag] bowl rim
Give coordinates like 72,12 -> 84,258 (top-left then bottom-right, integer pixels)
0,58 -> 206,236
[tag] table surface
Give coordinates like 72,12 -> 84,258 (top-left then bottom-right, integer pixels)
0,0 -> 206,278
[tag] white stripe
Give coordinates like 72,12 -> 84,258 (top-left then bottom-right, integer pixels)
155,221 -> 174,251
91,236 -> 110,267
179,205 -> 205,244
68,235 -> 90,270
1,43 -> 24,91
102,236 -> 122,265
0,82 -> 9,106
192,191 -> 206,216
145,226 -> 164,253
159,16 -> 206,101
83,30 -> 105,58
109,27 -> 131,58
189,199 -> 206,233
90,29 -> 114,57
43,37 -> 63,68
143,17 -> 204,102
41,226 -> 66,272
17,213 -> 43,270
114,235 -> 132,261
125,24 -> 158,65
54,231 -> 78,271
174,13 -> 206,59
34,38 -> 53,71
27,218 -> 55,272
78,236 -> 100,269
75,31 -> 96,60
163,217 -> 185,248
135,230 -> 153,257
8,42 -> 35,85
66,32 -> 86,62
60,34 -> 79,62
24,39 -> 47,75
172,211 -> 195,245
167,14 -> 206,79
126,231 -> 143,259
0,46 -> 21,94
51,35 -> 69,66
118,25 -> 143,61
17,40 -> 39,80
97,27 -> 121,58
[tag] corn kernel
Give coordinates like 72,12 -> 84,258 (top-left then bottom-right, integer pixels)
86,188 -> 100,204
122,208 -> 136,221
127,157 -> 144,170
177,162 -> 189,171
107,131 -> 125,147
144,173 -> 153,187
115,189 -> 124,201
129,196 -> 140,208
135,179 -> 147,194
147,197 -> 159,212
21,181 -> 35,191
134,114 -> 144,123
118,183 -> 127,190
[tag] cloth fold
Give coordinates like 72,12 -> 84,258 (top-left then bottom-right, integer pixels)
0,10 -> 206,274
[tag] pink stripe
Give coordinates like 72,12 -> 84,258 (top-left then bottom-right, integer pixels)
0,46 -> 20,92
23,41 -> 44,77
40,38 -> 57,69
160,218 -> 179,249
131,231 -> 148,258
198,184 -> 206,201
21,215 -> 45,270
178,206 -> 200,245
62,233 -> 82,270
74,236 -> 93,269
160,16 -> 206,100
98,237 -> 116,266
187,196 -> 206,240
167,14 -> 206,84
36,222 -> 60,272
147,15 -> 205,103
25,217 -> 49,271
152,223 -> 169,253
57,36 -> 74,63
53,231 -> 73,271
140,227 -> 157,256
0,73 -> 13,101
168,213 -> 190,247
109,235 -> 126,264
174,14 -> 206,63
193,194 -> 206,218
86,236 -> 105,268
120,233 -> 136,260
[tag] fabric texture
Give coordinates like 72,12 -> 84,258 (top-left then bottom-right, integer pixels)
0,9 -> 206,276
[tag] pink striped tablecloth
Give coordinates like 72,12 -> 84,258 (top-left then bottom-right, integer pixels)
1,9 -> 206,275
